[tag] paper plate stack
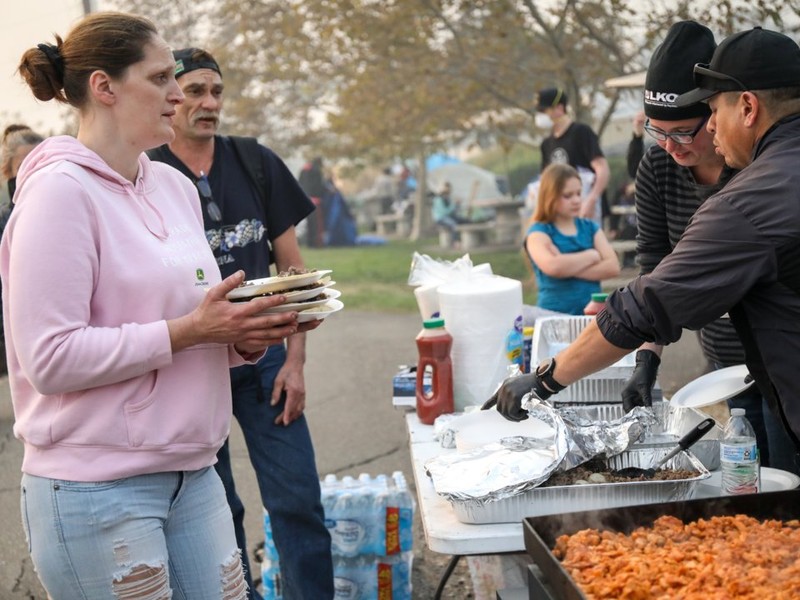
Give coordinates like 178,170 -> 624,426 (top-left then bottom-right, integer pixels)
226,269 -> 344,323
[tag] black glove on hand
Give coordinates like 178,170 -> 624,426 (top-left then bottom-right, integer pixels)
482,359 -> 564,422
621,349 -> 661,412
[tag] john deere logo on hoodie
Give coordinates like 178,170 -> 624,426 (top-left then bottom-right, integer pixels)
196,268 -> 205,281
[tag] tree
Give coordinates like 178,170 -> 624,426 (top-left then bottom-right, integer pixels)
116,0 -> 798,237
117,0 -> 798,155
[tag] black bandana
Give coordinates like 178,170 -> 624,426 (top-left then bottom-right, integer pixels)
173,48 -> 222,78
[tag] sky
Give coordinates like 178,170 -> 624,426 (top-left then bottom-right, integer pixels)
1,1 -> 94,133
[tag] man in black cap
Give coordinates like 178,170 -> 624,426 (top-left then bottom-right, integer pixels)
535,86 -> 610,226
486,26 -> 800,453
619,21 -> 798,472
148,48 -> 333,600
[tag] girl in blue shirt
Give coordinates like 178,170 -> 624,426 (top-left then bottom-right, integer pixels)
524,163 -> 620,315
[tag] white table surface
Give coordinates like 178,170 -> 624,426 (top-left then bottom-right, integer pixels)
405,412 -> 800,556
406,413 -> 525,555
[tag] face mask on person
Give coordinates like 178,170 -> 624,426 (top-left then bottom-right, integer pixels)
535,113 -> 553,130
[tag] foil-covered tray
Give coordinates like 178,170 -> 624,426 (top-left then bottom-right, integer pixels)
449,447 -> 710,524
562,402 -> 722,471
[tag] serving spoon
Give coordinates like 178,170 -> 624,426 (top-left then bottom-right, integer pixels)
613,417 -> 716,479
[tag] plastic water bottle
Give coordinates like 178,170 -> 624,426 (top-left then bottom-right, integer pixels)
721,408 -> 760,495
359,473 -> 387,556
505,315 -> 524,370
392,471 -> 415,553
333,554 -> 375,599
321,473 -> 340,519
261,509 -> 283,599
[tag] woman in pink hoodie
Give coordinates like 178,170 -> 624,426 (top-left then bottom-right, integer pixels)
2,12 -> 317,599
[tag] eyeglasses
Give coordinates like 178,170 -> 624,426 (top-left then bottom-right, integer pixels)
196,171 -> 222,223
644,115 -> 709,145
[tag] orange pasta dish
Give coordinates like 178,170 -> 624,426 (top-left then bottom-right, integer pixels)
553,514 -> 800,599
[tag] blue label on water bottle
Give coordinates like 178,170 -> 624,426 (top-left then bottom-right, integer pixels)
721,443 -> 758,462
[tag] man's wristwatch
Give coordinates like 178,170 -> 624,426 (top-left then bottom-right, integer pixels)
534,357 -> 566,395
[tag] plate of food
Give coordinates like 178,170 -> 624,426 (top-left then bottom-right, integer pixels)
258,289 -> 341,314
282,278 -> 335,303
297,298 -> 344,323
227,269 -> 333,301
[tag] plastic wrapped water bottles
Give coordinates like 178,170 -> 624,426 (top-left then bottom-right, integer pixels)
391,471 -> 414,554
261,509 -> 283,599
322,472 -> 416,599
721,408 -> 760,495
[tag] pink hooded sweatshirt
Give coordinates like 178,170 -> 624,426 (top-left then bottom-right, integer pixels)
0,136 -> 250,481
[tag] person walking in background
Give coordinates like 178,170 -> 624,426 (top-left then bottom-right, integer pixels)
148,48 -> 334,600
4,12 -> 309,598
524,163 -> 619,315
618,20 -> 798,473
0,125 -> 44,377
535,87 -> 610,227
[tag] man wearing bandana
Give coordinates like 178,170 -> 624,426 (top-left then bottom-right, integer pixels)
148,48 -> 333,600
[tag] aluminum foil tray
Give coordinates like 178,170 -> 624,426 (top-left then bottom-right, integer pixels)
531,316 -> 636,403
449,447 -> 710,524
550,377 -> 631,405
562,402 -> 722,471
532,316 -> 636,381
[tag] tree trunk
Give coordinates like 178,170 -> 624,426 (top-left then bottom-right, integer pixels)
410,154 -> 432,240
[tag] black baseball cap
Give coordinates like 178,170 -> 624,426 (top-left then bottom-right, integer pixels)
173,47 -> 222,79
676,27 -> 800,107
535,87 -> 568,112
644,21 -> 715,121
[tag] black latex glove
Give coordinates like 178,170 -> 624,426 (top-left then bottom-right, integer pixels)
482,372 -> 556,422
620,349 -> 661,412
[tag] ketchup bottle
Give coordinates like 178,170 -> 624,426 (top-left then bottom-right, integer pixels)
415,318 -> 454,425
583,292 -> 609,316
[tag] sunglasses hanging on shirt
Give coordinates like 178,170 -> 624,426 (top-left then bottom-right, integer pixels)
196,171 -> 223,223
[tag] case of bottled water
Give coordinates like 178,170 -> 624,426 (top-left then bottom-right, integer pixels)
321,471 -> 416,599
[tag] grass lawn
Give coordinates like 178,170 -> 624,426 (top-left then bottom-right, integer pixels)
298,237 -> 537,313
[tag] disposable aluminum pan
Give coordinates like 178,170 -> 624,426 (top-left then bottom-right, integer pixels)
561,402 -> 722,471
532,316 -> 636,380
449,447 -> 710,524
531,316 -> 636,403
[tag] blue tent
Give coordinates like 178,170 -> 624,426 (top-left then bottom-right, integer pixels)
425,153 -> 461,173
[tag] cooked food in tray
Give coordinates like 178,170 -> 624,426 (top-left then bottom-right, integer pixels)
554,514 -> 800,599
541,458 -> 699,486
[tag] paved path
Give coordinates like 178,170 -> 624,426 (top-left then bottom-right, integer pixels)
0,306 -> 710,598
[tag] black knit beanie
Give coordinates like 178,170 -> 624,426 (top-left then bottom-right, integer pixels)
644,21 -> 715,120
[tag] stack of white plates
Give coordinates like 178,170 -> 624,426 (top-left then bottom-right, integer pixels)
226,269 -> 344,322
